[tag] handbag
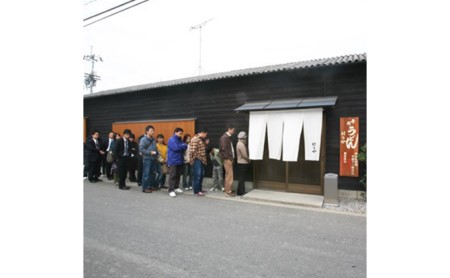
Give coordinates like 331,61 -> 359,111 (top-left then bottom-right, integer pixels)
106,151 -> 114,163
157,155 -> 164,163
162,164 -> 168,174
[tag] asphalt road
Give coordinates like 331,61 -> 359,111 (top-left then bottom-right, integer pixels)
84,181 -> 366,278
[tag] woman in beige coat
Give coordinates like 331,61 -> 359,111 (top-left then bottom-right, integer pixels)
236,131 -> 250,196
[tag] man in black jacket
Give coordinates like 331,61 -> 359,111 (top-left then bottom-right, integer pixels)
128,133 -> 139,182
86,130 -> 105,183
113,129 -> 132,190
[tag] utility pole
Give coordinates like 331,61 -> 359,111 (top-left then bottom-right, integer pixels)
190,18 -> 213,76
83,46 -> 103,94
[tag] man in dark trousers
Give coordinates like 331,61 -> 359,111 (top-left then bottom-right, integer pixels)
103,131 -> 115,180
113,129 -> 132,190
128,133 -> 139,182
167,128 -> 188,197
95,136 -> 104,179
136,134 -> 145,186
139,125 -> 159,193
219,125 -> 236,197
86,130 -> 105,183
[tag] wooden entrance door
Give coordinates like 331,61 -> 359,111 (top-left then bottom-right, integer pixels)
254,115 -> 325,195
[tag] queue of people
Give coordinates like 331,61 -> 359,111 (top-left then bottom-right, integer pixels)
84,125 -> 250,197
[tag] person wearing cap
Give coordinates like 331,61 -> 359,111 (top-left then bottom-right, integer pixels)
209,145 -> 224,192
236,131 -> 250,196
113,129 -> 132,190
219,125 -> 236,197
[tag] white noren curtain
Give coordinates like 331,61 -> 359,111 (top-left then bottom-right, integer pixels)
266,111 -> 284,160
303,108 -> 323,161
248,108 -> 323,161
282,110 -> 304,161
248,111 -> 267,160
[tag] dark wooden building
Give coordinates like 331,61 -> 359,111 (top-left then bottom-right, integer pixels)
84,53 -> 366,193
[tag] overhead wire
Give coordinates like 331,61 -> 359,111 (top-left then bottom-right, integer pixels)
84,0 -> 136,21
84,0 -> 149,27
84,0 -> 100,6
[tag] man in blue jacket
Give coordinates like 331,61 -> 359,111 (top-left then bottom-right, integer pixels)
167,128 -> 188,197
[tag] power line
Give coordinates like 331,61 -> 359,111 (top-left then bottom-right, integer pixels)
84,0 -> 99,6
84,0 -> 149,27
84,0 -> 136,21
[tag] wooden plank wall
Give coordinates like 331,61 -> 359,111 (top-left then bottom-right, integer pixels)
84,62 -> 366,190
112,119 -> 195,143
83,118 -> 87,143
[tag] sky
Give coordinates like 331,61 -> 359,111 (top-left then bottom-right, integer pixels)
83,0 -> 366,94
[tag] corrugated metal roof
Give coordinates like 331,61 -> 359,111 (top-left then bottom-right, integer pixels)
234,96 -> 338,112
84,53 -> 366,99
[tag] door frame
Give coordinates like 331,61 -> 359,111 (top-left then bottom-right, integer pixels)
254,111 -> 326,195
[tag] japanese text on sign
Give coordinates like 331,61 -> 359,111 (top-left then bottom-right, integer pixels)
339,117 -> 359,177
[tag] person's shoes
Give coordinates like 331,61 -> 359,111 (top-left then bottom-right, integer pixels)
119,187 -> 130,190
201,190 -> 207,193
224,192 -> 236,197
89,179 -> 97,183
107,177 -> 113,180
221,187 -> 225,192
95,179 -> 103,182
188,187 -> 193,190
137,182 -> 141,186
152,187 -> 160,191
143,189 -> 153,193
169,191 -> 176,197
161,185 -> 168,189
195,192 -> 205,196
210,188 -> 217,192
174,188 -> 183,193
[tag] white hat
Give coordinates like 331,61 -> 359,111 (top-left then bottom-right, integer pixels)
237,131 -> 247,139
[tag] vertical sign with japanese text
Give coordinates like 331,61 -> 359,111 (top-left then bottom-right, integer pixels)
340,117 -> 359,177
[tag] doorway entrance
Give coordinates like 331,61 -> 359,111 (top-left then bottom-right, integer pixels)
254,118 -> 326,195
